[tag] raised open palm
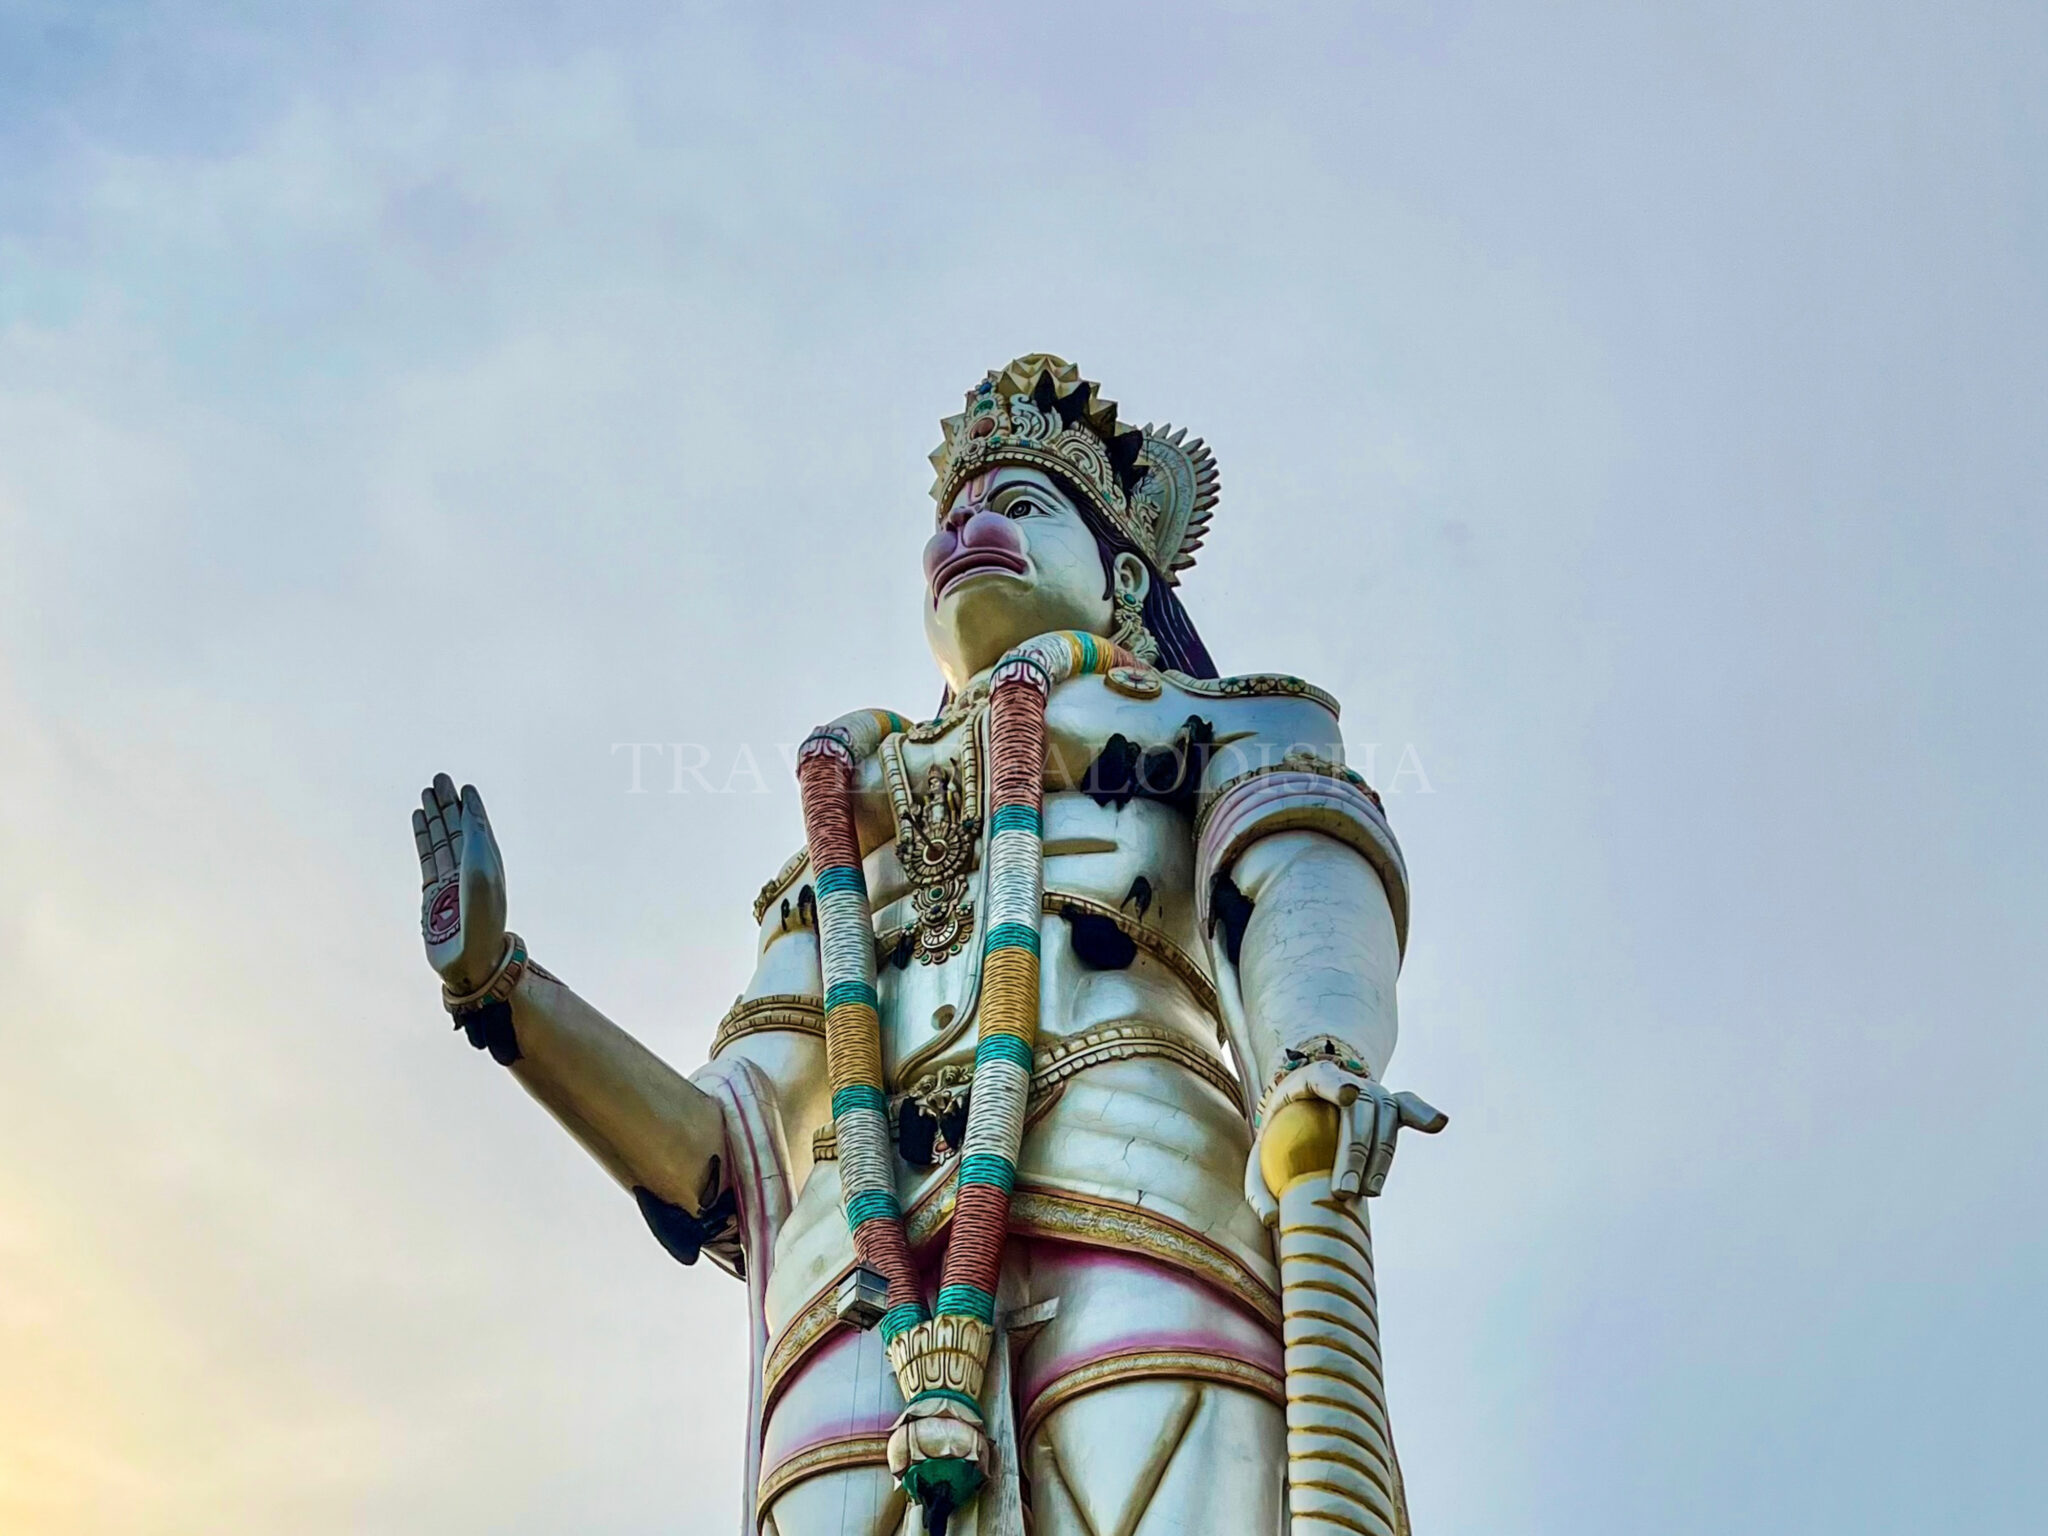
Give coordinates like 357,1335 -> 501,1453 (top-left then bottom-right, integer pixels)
411,772 -> 507,994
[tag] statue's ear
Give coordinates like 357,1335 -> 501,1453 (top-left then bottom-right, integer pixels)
1113,549 -> 1152,604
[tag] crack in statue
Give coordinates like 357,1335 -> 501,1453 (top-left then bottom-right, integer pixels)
409,355 -> 1446,1535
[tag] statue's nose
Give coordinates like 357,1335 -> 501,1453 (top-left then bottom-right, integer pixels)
957,509 -> 1018,549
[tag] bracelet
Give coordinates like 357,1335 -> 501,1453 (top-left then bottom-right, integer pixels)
442,932 -> 529,1016
1255,1036 -> 1372,1126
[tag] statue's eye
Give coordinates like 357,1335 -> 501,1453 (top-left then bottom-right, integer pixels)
1003,499 -> 1038,519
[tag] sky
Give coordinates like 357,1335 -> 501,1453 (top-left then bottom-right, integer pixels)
0,2 -> 2043,1532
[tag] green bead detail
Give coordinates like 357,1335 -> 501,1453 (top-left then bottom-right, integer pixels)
983,921 -> 1040,956
844,1189 -> 901,1227
935,1281 -> 997,1320
824,979 -> 879,1012
879,1303 -> 928,1344
988,803 -> 1041,836
813,865 -> 867,900
899,1453 -> 986,1522
954,1155 -> 1015,1194
832,1084 -> 887,1118
973,1034 -> 1034,1073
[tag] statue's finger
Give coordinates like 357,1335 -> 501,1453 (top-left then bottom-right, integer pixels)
1364,1146 -> 1396,1197
421,788 -> 456,880
1329,1092 -> 1360,1195
1364,1090 -> 1400,1196
1341,1098 -> 1377,1198
1396,1091 -> 1449,1134
433,777 -> 463,866
460,785 -> 492,859
444,789 -> 476,869
463,794 -> 505,892
412,809 -> 436,885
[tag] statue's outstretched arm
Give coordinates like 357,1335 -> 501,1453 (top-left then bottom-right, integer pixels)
411,773 -> 726,1218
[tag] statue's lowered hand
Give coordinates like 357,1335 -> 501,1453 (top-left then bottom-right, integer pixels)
411,772 -> 508,995
1246,1057 -> 1446,1223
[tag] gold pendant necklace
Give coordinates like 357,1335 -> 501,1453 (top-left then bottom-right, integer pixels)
881,723 -> 981,965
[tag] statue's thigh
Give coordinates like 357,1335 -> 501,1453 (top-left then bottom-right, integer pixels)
762,1464 -> 906,1536
1028,1379 -> 1283,1536
758,1323 -> 906,1536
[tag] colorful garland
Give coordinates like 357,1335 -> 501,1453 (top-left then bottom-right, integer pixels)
796,632 -> 1131,1525
795,709 -> 922,1345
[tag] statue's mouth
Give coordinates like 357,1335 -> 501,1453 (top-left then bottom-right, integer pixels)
930,548 -> 1028,599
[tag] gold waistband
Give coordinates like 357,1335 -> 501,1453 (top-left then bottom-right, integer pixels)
762,1183 -> 1280,1408
755,1348 -> 1288,1515
1027,1020 -> 1244,1114
755,1434 -> 892,1518
810,1020 -> 1244,1162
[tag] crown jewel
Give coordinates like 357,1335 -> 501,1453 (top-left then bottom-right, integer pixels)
929,354 -> 1219,585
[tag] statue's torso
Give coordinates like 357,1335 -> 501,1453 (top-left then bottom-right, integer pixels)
752,674 -> 1319,1350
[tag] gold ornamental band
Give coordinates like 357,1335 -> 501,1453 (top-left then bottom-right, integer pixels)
753,1432 -> 891,1518
1020,1347 -> 1285,1444
1031,1019 -> 1245,1116
1160,669 -> 1341,717
762,1278 -> 852,1404
752,847 -> 811,926
1006,1187 -> 1281,1328
711,993 -> 825,1057
1038,890 -> 1221,1017
761,1183 -> 1281,1408
871,889 -> 1217,1019
1191,752 -> 1379,844
810,1019 -> 1245,1162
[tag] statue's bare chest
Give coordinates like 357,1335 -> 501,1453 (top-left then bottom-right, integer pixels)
844,676 -> 1220,1083
853,674 -> 1215,914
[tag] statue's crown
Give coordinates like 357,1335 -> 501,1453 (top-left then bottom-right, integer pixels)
929,354 -> 1219,585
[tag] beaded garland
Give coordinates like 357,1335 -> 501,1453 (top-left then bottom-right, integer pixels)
795,708 -> 923,1345
796,632 -> 1133,1509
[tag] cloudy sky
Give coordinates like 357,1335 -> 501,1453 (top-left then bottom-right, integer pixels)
1,3 -> 2043,1533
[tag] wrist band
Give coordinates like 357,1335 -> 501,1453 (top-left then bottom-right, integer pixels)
1255,1036 -> 1373,1126
443,932 -> 528,1016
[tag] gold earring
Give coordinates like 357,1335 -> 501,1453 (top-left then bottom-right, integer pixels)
1112,587 -> 1161,665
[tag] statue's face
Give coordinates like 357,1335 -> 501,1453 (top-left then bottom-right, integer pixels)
922,466 -> 1144,690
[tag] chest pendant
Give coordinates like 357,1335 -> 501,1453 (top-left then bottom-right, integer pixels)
882,726 -> 981,965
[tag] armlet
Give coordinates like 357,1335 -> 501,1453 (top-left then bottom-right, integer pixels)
752,846 -> 810,926
1162,670 -> 1342,718
712,992 -> 824,1056
1194,761 -> 1409,955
